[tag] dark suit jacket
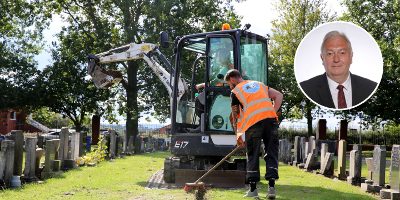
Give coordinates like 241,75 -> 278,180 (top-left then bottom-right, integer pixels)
300,72 -> 377,109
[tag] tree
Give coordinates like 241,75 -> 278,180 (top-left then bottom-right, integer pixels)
49,0 -> 243,141
37,25 -> 116,132
269,0 -> 336,136
0,0 -> 51,112
337,0 -> 400,127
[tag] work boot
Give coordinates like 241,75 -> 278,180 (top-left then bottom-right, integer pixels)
267,186 -> 276,199
243,188 -> 258,198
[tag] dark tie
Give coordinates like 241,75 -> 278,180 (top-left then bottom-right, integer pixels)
337,85 -> 347,109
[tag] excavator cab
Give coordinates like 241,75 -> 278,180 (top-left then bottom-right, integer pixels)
166,27 -> 270,187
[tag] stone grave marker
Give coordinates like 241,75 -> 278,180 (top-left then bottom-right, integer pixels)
308,136 -> 315,157
372,145 -> 386,186
128,136 -> 134,155
294,136 -> 300,164
59,128 -> 69,170
365,157 -> 374,180
300,137 -> 306,163
35,148 -> 44,178
71,132 -> 80,161
286,141 -> 292,164
338,140 -> 347,180
42,140 -> 56,179
320,152 -> 334,175
53,139 -> 60,160
391,145 -> 400,192
79,132 -> 85,157
110,130 -> 116,158
123,130 -> 127,154
304,142 -> 309,163
23,137 -> 37,183
348,150 -> 361,185
0,140 -> 15,188
11,130 -> 23,176
320,143 -> 328,171
304,153 -> 316,171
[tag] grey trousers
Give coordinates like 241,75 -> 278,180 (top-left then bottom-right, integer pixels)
245,118 -> 279,182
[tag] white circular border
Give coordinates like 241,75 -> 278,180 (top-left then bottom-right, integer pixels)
294,21 -> 383,111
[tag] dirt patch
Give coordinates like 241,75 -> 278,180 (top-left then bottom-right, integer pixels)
195,188 -> 207,200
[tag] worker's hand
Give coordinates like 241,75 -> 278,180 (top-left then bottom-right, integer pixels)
237,137 -> 245,148
196,83 -> 205,90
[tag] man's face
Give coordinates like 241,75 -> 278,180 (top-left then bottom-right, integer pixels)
227,77 -> 238,89
321,36 -> 353,81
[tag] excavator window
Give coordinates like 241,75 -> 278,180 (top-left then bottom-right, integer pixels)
240,34 -> 268,85
208,37 -> 234,87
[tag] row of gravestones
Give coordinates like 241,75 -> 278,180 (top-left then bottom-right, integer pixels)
279,136 -> 400,200
0,128 -> 89,188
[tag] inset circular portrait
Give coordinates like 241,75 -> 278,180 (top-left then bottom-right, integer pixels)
294,21 -> 382,110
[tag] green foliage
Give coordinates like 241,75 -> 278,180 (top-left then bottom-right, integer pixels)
269,0 -> 337,136
0,0 -> 51,112
338,0 -> 400,127
32,107 -> 71,128
89,135 -> 108,163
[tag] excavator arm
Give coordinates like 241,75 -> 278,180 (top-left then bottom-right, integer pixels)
87,43 -> 188,103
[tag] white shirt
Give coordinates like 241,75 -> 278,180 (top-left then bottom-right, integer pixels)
327,74 -> 352,109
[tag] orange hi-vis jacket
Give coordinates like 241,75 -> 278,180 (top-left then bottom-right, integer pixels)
232,81 -> 278,140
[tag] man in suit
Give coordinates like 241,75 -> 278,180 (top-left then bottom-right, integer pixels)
300,31 -> 377,109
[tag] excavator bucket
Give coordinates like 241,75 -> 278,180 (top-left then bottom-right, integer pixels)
87,54 -> 123,89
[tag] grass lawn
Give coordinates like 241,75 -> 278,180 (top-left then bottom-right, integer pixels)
0,151 -> 378,200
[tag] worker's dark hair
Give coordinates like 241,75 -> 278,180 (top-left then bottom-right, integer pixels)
224,69 -> 241,82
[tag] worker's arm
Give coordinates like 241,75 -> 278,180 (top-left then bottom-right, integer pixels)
231,104 -> 244,148
196,83 -> 205,90
268,87 -> 283,113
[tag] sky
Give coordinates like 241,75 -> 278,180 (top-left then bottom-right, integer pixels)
34,0 -> 362,130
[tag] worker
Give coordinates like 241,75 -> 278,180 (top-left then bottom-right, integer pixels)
225,69 -> 282,199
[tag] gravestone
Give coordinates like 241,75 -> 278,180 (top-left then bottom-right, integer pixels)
312,139 -> 318,158
35,148 -> 44,178
365,157 -> 374,180
42,140 -> 56,179
11,130 -> 23,176
321,152 -> 334,175
59,128 -> 69,170
304,142 -> 309,163
279,139 -> 286,162
278,140 -> 282,161
391,145 -> 400,192
353,145 -> 362,179
38,136 -> 44,149
110,130 -> 116,158
321,143 -> 328,171
300,137 -> 306,163
0,140 -> 15,188
123,130 -> 127,154
304,153 -> 315,171
316,119 -> 327,140
286,141 -> 292,164
372,145 -> 386,186
135,135 -> 142,154
79,132 -> 86,157
53,139 -> 60,160
348,150 -> 361,185
338,140 -> 347,180
23,137 -> 37,183
70,132 -> 80,161
128,136 -> 134,155
294,136 -> 301,164
308,136 -> 315,157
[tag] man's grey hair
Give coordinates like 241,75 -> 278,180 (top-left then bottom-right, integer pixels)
320,31 -> 353,56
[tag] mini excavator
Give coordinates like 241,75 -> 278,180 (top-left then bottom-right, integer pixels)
87,24 -> 270,187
